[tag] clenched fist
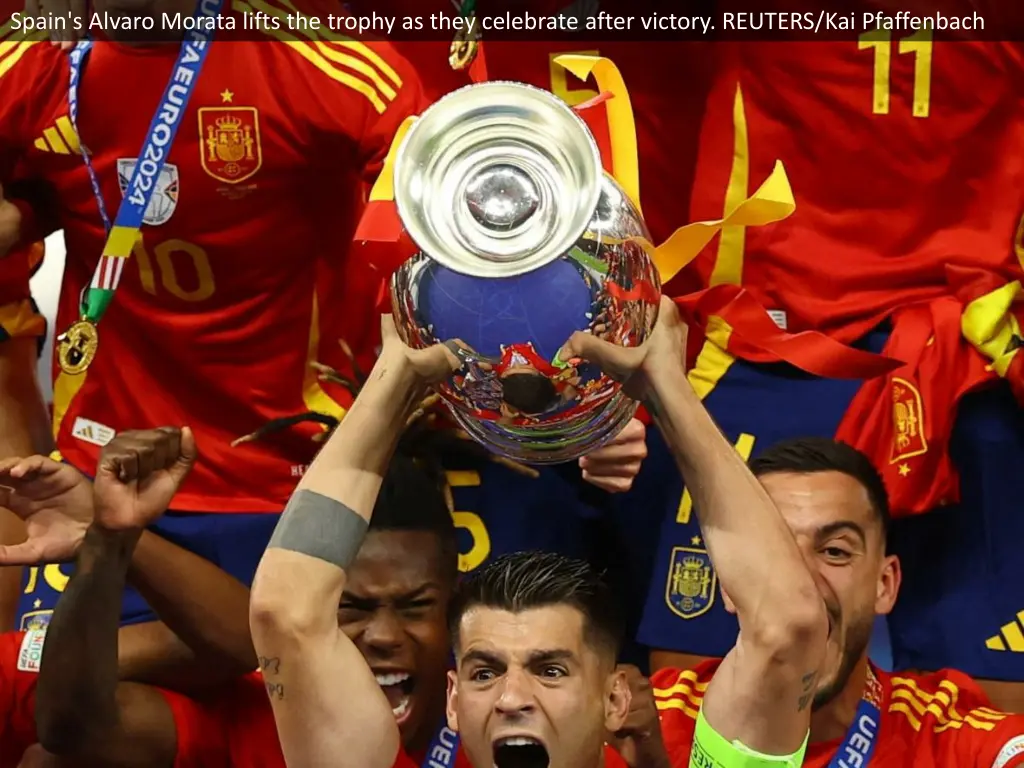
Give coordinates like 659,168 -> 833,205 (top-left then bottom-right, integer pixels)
93,427 -> 197,532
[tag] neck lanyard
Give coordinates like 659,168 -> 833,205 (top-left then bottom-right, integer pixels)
56,0 -> 222,375
421,722 -> 461,768
826,667 -> 884,768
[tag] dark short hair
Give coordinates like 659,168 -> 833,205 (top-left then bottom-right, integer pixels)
500,372 -> 558,415
749,437 -> 891,542
447,551 -> 624,660
370,451 -> 459,582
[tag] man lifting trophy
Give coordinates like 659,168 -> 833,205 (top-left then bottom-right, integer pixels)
388,79 -> 661,464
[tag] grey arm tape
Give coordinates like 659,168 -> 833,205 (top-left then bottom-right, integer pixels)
268,489 -> 369,570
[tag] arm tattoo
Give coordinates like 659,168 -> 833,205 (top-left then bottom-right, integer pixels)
797,671 -> 818,711
265,682 -> 285,700
259,657 -> 284,700
258,656 -> 281,675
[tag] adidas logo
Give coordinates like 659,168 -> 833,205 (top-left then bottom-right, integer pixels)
71,417 -> 115,447
985,610 -> 1024,652
33,116 -> 81,155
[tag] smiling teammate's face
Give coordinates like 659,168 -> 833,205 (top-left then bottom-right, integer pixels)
758,471 -> 900,709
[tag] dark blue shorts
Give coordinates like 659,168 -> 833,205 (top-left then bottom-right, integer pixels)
17,511 -> 281,629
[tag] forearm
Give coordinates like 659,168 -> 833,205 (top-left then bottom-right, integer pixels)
248,350 -> 418,768
126,531 -> 255,679
37,525 -> 139,756
252,347 -> 422,628
117,621 -> 198,684
645,370 -> 821,624
296,348 -> 423,509
646,370 -> 823,754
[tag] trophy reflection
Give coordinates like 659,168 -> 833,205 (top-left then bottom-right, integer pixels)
390,81 -> 660,464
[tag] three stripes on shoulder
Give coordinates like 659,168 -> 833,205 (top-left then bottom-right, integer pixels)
231,0 -> 404,114
0,18 -> 47,81
0,3 -> 403,116
651,666 -> 1015,734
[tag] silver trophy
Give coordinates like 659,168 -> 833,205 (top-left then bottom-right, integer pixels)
390,81 -> 661,464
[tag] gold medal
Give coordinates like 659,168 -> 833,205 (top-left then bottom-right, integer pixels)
56,319 -> 99,375
449,11 -> 480,71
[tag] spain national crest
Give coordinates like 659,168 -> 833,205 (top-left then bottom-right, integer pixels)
889,376 -> 927,463
665,542 -> 716,620
198,106 -> 262,184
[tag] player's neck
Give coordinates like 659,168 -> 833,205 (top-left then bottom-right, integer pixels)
809,655 -> 871,744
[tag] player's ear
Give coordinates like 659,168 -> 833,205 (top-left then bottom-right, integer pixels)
875,554 -> 901,616
446,669 -> 460,732
721,584 -> 737,615
603,666 -> 630,733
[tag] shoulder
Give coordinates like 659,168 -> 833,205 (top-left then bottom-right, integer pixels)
887,669 -> 1024,768
651,661 -> 721,763
887,668 -> 1017,736
651,658 -> 721,716
227,0 -> 421,115
0,29 -> 64,89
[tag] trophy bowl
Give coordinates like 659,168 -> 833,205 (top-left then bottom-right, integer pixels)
390,81 -> 661,464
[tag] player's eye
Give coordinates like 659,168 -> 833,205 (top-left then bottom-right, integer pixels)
470,668 -> 496,682
539,665 -> 567,679
338,599 -> 375,614
401,599 -> 435,613
823,546 -> 851,560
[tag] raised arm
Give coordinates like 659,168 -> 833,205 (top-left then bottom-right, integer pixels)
248,315 -> 459,768
35,429 -> 197,766
562,297 -> 827,760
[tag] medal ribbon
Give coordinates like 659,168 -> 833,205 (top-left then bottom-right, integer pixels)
66,0 -> 222,326
421,721 -> 460,768
826,673 -> 883,768
449,0 -> 487,80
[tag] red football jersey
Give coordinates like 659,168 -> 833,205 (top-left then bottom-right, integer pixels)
681,37 -> 1024,343
0,14 -> 425,512
0,630 -> 40,768
163,672 -> 627,767
653,660 -> 1024,767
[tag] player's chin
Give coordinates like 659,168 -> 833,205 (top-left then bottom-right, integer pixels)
393,689 -> 418,734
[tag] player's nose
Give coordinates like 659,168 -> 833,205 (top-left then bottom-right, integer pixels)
362,608 -> 404,654
494,666 -> 536,717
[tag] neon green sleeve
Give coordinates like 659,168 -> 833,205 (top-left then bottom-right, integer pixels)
689,705 -> 809,767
